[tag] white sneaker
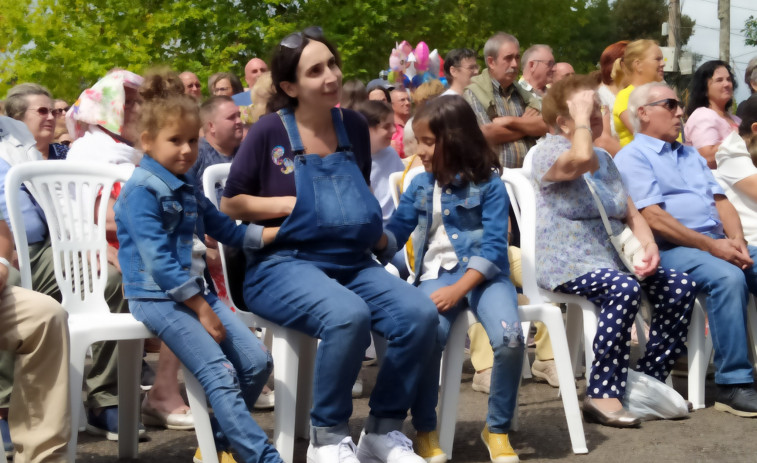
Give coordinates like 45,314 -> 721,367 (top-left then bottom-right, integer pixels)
307,436 -> 360,463
352,375 -> 364,398
357,430 -> 426,463
254,388 -> 275,410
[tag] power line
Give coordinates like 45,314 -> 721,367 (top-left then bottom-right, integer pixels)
694,0 -> 757,12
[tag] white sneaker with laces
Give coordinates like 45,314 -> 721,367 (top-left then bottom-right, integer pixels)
307,436 -> 360,463
356,430 -> 426,463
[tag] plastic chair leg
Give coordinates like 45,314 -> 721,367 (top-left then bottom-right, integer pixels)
295,334 -> 316,440
117,339 -> 143,459
184,366 -> 219,463
687,300 -> 707,410
272,327 -> 305,463
564,303 -> 584,377
437,311 -> 472,459
521,305 -> 587,454
67,335 -> 90,463
520,321 -> 532,379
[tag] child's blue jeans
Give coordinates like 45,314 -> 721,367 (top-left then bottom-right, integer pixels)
412,268 -> 524,434
130,294 -> 281,463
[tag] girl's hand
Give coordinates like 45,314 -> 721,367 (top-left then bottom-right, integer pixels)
262,227 -> 280,245
634,242 -> 660,278
566,89 -> 596,125
430,285 -> 465,313
198,308 -> 227,343
373,234 -> 388,252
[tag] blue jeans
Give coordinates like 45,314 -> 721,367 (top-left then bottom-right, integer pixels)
244,252 -> 439,445
130,294 -> 281,463
659,242 -> 757,385
411,268 -> 523,434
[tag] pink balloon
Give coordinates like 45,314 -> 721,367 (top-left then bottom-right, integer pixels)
414,42 -> 430,71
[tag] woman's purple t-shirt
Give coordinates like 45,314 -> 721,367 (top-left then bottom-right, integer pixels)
223,109 -> 372,227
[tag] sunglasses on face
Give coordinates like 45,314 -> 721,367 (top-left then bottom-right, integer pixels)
186,83 -> 201,89
279,26 -> 324,50
644,98 -> 682,111
27,107 -> 65,118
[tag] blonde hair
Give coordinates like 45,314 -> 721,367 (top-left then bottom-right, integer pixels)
612,39 -> 658,87
412,80 -> 445,108
248,72 -> 274,124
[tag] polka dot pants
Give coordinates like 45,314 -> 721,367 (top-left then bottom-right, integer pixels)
555,267 -> 696,398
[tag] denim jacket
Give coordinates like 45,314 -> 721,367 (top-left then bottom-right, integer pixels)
115,156 -> 264,301
383,171 -> 510,284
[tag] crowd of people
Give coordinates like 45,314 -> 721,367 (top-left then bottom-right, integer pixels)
1,24 -> 757,463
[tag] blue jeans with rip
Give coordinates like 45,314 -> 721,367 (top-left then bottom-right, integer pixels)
659,239 -> 757,385
411,268 -> 523,434
130,294 -> 281,463
244,251 -> 439,445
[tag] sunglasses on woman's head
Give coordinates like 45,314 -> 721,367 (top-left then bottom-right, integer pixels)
643,98 -> 682,111
27,107 -> 65,118
279,26 -> 324,50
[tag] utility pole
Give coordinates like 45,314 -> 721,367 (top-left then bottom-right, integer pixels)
669,0 -> 681,73
718,0 -> 730,62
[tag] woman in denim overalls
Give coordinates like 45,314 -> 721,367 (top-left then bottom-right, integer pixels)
221,28 -> 438,463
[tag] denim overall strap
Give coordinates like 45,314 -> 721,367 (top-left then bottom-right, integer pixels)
277,108 -> 306,155
330,108 -> 352,152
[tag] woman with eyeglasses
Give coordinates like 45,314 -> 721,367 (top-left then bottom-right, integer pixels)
684,60 -> 741,169
611,39 -> 666,147
529,75 -> 695,429
4,83 -> 68,160
222,27 -> 437,463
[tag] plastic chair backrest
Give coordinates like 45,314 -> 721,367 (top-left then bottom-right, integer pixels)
201,163 -> 231,210
6,161 -> 134,314
500,168 -> 544,305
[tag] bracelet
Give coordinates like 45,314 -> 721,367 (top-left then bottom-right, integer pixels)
0,257 -> 9,270
575,124 -> 593,136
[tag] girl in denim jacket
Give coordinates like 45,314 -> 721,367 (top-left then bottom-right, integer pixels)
114,70 -> 283,463
377,95 -> 524,463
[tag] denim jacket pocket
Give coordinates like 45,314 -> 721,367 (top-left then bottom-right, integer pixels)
160,199 -> 183,233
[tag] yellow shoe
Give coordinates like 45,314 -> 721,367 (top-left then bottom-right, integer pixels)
413,430 -> 447,463
480,428 -> 519,463
193,448 -> 239,463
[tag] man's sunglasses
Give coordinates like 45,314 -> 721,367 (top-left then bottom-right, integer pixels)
279,26 -> 324,50
27,107 -> 66,117
644,98 -> 683,111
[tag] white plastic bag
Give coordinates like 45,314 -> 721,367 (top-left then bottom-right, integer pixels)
621,370 -> 689,420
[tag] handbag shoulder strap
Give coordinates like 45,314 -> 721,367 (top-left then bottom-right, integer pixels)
584,175 -> 615,236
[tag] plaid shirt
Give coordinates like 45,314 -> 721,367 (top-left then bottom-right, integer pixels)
465,78 -> 537,168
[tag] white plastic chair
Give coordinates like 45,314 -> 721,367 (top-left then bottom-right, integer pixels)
435,169 -> 588,458
186,163 -> 314,463
5,161 -> 149,462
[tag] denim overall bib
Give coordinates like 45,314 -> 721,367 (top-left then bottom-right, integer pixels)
271,107 -> 383,259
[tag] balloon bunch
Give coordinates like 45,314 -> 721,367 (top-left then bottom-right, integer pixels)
387,41 -> 446,89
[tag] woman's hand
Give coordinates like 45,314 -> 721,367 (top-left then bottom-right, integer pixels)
634,242 -> 660,278
566,89 -> 596,126
430,285 -> 466,313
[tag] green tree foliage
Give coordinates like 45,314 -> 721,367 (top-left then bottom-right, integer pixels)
611,0 -> 694,47
0,0 -> 685,102
745,16 -> 757,47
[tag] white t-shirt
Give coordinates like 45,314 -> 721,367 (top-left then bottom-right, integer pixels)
370,146 -> 405,225
420,182 -> 459,281
714,133 -> 757,246
441,88 -> 459,96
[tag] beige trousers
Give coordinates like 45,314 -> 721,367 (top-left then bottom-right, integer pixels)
0,286 -> 70,463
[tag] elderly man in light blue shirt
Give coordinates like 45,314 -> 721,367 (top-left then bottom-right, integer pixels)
615,82 -> 757,418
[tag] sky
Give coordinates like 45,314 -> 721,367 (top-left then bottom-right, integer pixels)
681,0 -> 757,103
